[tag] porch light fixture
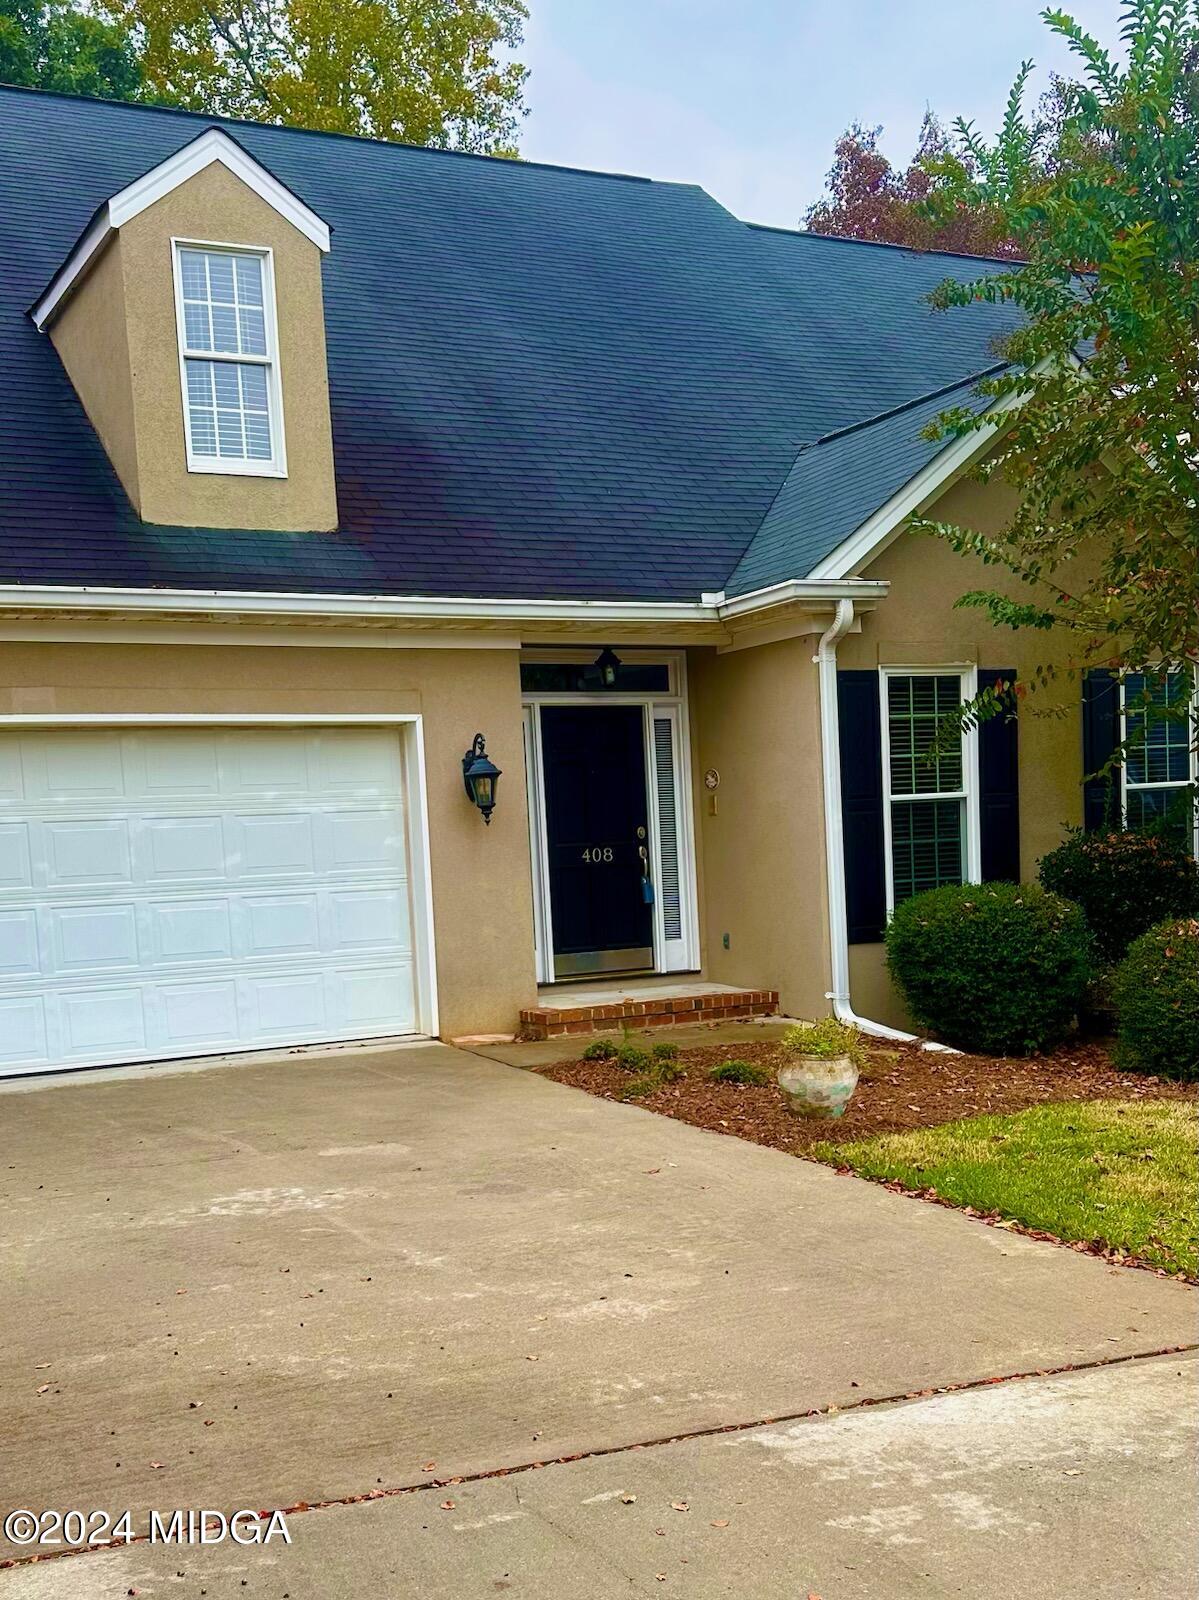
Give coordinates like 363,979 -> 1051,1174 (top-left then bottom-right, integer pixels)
462,733 -> 502,825
594,646 -> 622,688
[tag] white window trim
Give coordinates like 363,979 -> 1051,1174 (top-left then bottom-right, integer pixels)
171,237 -> 288,479
879,664 -> 981,917
1119,668 -> 1199,855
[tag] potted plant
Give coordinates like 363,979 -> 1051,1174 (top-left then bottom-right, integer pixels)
777,1019 -> 864,1118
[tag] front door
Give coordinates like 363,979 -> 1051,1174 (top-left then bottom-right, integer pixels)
540,705 -> 653,979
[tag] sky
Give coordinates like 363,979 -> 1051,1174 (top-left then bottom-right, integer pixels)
519,0 -> 1126,227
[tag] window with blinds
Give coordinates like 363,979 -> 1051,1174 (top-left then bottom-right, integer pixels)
173,244 -> 284,475
885,673 -> 968,906
1124,669 -> 1197,850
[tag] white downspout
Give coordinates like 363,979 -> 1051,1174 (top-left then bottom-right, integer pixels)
814,599 -> 929,1044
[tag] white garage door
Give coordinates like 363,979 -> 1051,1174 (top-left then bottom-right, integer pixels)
0,726 -> 423,1076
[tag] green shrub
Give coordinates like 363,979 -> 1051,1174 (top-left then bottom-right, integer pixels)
1112,918 -> 1199,1079
1038,829 -> 1199,965
618,1073 -> 661,1099
885,882 -> 1091,1055
782,1018 -> 864,1065
615,1044 -> 652,1072
707,1058 -> 770,1085
651,1041 -> 679,1061
655,1058 -> 687,1084
581,1039 -> 617,1062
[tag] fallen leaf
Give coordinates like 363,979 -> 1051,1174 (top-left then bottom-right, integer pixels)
422,1462 -> 437,1472
440,1500 -> 456,1511
620,1494 -> 636,1505
710,1518 -> 729,1528
150,1462 -> 165,1470
670,1501 -> 689,1512
36,1384 -> 51,1395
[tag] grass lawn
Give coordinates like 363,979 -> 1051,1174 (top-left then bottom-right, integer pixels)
814,1099 -> 1198,1279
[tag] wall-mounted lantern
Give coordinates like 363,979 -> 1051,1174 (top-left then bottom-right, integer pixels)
594,646 -> 622,689
462,733 -> 501,825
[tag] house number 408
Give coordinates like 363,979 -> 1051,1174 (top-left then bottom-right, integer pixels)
581,847 -> 614,863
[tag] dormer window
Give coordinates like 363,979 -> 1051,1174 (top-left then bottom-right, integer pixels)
172,241 -> 286,477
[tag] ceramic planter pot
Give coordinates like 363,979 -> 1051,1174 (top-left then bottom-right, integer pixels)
777,1054 -> 859,1118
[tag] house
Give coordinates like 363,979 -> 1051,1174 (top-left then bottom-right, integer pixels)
1,85 -> 1192,1078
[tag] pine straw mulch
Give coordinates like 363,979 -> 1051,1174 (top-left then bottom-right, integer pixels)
536,1035 -> 1198,1158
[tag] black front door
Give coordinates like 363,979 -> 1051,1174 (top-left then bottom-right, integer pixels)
540,705 -> 653,978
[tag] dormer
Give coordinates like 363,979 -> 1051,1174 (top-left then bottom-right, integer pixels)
31,129 -> 337,533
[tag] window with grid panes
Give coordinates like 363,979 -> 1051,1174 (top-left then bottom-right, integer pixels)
174,245 -> 281,471
1124,669 -> 1197,851
886,673 -> 967,906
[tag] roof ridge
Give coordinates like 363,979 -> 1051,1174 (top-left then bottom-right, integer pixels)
748,221 -> 1027,270
0,82 -> 698,189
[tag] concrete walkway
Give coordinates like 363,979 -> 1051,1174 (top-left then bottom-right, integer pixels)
4,1354 -> 1194,1597
1,1041 -> 1194,1584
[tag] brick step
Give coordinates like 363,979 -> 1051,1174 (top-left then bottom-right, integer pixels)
519,989 -> 778,1041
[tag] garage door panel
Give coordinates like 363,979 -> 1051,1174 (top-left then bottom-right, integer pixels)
323,809 -> 405,874
51,902 -> 140,971
58,986 -> 147,1056
243,893 -> 322,957
0,909 -> 39,976
337,965 -> 416,1032
0,995 -> 47,1064
229,812 -> 317,878
136,732 -> 222,797
0,727 -> 424,1074
140,816 -> 228,882
147,900 -> 234,964
328,888 -> 409,952
316,731 -> 404,793
42,819 -> 133,886
223,731 -> 314,795
154,979 -> 241,1049
0,823 -> 32,889
35,731 -> 127,801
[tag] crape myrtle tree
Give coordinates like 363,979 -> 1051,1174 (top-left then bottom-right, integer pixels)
912,1 -> 1199,798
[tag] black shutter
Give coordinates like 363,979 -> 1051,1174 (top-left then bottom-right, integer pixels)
1082,668 -> 1120,832
978,668 -> 1020,882
837,670 -> 886,943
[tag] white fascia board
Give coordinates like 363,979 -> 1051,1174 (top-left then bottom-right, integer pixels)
805,390 -> 1026,582
31,128 -> 330,330
0,579 -> 888,628
0,584 -> 719,625
715,576 -> 889,621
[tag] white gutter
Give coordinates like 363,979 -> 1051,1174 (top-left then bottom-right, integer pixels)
814,598 -> 934,1046
0,579 -> 888,627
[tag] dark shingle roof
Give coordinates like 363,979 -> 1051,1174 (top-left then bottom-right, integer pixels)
0,87 -> 1020,601
724,368 -> 1001,596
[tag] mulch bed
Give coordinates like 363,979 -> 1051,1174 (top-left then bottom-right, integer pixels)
537,1036 -> 1197,1157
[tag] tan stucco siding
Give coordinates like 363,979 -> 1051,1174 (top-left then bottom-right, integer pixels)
688,639 -> 831,1019
0,642 -> 535,1039
48,236 -> 140,507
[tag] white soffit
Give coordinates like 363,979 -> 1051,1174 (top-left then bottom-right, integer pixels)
31,128 -> 330,330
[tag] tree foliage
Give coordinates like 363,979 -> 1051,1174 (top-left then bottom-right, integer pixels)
914,1 -> 1199,689
0,0 -> 142,98
803,112 -> 1024,256
100,0 -> 529,152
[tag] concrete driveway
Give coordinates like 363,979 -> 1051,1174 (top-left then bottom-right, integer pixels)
1,1041 -> 1195,1593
